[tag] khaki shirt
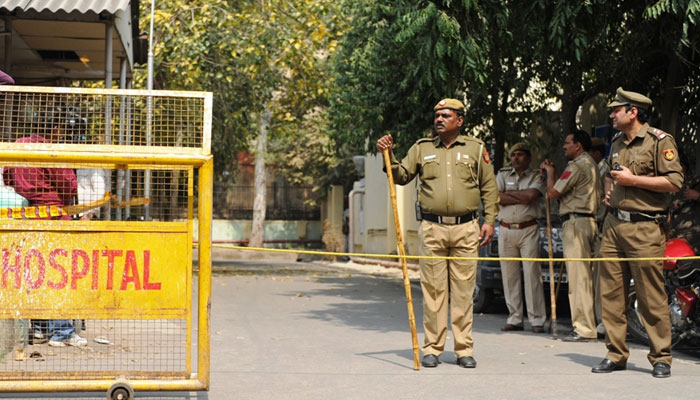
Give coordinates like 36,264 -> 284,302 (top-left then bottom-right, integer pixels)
596,159 -> 611,223
496,167 -> 543,223
608,123 -> 684,213
553,152 -> 600,215
388,135 -> 499,225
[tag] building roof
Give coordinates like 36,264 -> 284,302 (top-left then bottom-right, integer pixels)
0,0 -> 142,84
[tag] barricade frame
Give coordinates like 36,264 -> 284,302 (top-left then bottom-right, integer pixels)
0,86 -> 213,394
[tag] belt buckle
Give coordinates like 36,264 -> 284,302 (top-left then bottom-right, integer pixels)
617,209 -> 631,222
511,222 -> 521,229
441,216 -> 456,225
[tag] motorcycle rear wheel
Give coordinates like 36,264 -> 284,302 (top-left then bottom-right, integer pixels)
626,288 -> 683,348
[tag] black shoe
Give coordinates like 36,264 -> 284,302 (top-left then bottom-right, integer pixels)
501,324 -> 524,332
531,325 -> 545,333
561,331 -> 596,342
652,362 -> 671,378
591,359 -> 626,373
421,354 -> 439,368
457,356 -> 477,368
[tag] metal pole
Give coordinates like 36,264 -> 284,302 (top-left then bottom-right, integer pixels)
104,21 -> 113,221
145,0 -> 156,220
117,58 -> 128,220
197,158 -> 213,389
3,17 -> 11,71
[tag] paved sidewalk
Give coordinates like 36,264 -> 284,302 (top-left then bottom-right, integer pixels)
207,260 -> 698,400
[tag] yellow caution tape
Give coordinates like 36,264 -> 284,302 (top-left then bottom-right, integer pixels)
0,192 -> 151,219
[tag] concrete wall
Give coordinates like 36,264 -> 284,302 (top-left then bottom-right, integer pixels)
194,219 -> 322,247
351,153 -> 420,256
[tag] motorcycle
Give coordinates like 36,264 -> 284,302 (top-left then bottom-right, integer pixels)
627,238 -> 700,347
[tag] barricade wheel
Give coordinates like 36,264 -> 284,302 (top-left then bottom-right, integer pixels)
107,382 -> 134,400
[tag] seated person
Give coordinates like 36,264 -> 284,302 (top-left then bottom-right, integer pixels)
3,105 -> 86,347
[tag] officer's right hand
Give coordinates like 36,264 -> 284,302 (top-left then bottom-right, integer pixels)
376,135 -> 393,152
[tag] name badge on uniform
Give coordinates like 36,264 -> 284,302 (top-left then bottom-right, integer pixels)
612,152 -> 618,158
424,154 -> 436,161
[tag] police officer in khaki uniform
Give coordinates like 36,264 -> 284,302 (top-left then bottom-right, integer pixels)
376,98 -> 498,369
591,88 -> 684,378
541,130 -> 600,342
496,142 -> 546,333
589,137 -> 610,337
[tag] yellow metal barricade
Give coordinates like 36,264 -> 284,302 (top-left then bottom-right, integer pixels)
0,86 -> 213,398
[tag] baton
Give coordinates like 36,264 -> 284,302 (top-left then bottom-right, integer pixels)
545,192 -> 558,339
381,148 -> 420,370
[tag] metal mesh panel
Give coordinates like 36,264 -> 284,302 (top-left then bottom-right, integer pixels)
0,86 -> 210,390
0,164 -> 191,222
0,90 -> 205,148
0,319 -> 187,379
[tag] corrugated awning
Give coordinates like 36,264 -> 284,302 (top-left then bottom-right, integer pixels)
0,0 -> 140,84
0,0 -> 130,15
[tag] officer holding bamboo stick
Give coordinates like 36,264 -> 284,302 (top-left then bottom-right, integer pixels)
376,98 -> 498,369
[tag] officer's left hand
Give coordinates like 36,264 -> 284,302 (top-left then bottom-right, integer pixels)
479,224 -> 494,246
610,165 -> 635,186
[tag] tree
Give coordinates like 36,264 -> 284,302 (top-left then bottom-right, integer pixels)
138,0 -> 348,244
330,0 -> 700,172
330,1 -> 563,169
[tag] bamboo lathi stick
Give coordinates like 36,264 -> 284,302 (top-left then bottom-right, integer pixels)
545,194 -> 558,340
381,149 -> 420,370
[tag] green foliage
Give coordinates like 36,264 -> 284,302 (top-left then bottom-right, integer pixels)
330,0 -> 700,171
135,0 -> 349,184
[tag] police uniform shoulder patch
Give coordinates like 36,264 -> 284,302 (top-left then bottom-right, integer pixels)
559,167 -> 572,180
499,166 -> 513,172
663,148 -> 676,161
482,151 -> 491,164
611,131 -> 624,142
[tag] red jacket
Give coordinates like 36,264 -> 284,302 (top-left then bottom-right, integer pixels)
3,135 -> 77,213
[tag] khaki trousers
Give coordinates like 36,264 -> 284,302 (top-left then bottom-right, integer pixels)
562,216 -> 598,338
498,224 -> 546,326
599,215 -> 672,366
593,233 -> 603,326
418,219 -> 479,358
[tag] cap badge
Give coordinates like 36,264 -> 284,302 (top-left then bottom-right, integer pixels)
438,100 -> 446,106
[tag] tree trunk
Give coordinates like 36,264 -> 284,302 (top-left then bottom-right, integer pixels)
660,55 -> 682,136
249,107 -> 271,247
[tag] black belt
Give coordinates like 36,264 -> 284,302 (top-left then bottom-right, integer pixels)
561,212 -> 595,221
422,211 -> 478,225
611,208 -> 666,223
499,219 -> 538,229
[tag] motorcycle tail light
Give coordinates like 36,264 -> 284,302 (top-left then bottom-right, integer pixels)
675,287 -> 697,318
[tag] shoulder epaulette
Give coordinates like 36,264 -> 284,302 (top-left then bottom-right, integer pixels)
463,135 -> 485,145
649,127 -> 671,140
499,167 -> 513,172
416,136 -> 435,144
612,131 -> 624,142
